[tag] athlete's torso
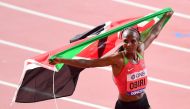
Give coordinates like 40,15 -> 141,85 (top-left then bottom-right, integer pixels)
113,51 -> 148,102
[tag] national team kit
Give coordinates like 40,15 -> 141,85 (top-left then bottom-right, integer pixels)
114,52 -> 148,96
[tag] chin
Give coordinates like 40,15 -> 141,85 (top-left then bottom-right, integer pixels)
126,50 -> 132,52
126,49 -> 136,53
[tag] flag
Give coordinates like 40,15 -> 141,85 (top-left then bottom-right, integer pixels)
15,8 -> 172,103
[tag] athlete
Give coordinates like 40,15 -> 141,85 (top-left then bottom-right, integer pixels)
49,11 -> 173,109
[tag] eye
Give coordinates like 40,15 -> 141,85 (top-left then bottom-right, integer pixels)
131,40 -> 137,44
124,40 -> 128,44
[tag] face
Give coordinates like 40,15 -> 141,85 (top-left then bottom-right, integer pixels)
122,29 -> 140,52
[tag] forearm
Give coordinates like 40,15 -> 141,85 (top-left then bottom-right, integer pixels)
59,58 -> 93,68
143,11 -> 173,50
50,54 -> 116,68
151,13 -> 172,36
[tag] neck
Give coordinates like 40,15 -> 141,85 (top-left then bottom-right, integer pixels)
124,50 -> 138,60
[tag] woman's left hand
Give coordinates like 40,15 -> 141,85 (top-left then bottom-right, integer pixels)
165,11 -> 174,17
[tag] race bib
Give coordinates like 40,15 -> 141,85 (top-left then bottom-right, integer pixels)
126,69 -> 148,95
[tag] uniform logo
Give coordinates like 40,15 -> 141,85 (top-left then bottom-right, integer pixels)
128,68 -> 134,72
127,70 -> 146,80
131,74 -> 135,80
128,89 -> 145,95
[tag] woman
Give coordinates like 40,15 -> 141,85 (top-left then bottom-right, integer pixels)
49,11 -> 173,109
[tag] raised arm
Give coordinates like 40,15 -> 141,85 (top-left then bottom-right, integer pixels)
49,54 -> 118,68
143,11 -> 174,50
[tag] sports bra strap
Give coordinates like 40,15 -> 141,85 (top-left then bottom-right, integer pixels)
137,52 -> 143,59
122,52 -> 128,65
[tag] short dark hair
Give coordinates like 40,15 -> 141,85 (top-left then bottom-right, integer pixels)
121,27 -> 141,40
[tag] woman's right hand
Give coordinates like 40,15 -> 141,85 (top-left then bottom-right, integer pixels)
49,58 -> 62,65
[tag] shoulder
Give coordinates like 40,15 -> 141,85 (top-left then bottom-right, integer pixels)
106,51 -> 124,65
108,51 -> 123,60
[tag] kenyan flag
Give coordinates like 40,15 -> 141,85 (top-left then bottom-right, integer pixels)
15,8 -> 172,103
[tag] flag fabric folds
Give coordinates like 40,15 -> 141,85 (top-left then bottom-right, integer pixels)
15,8 -> 173,103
